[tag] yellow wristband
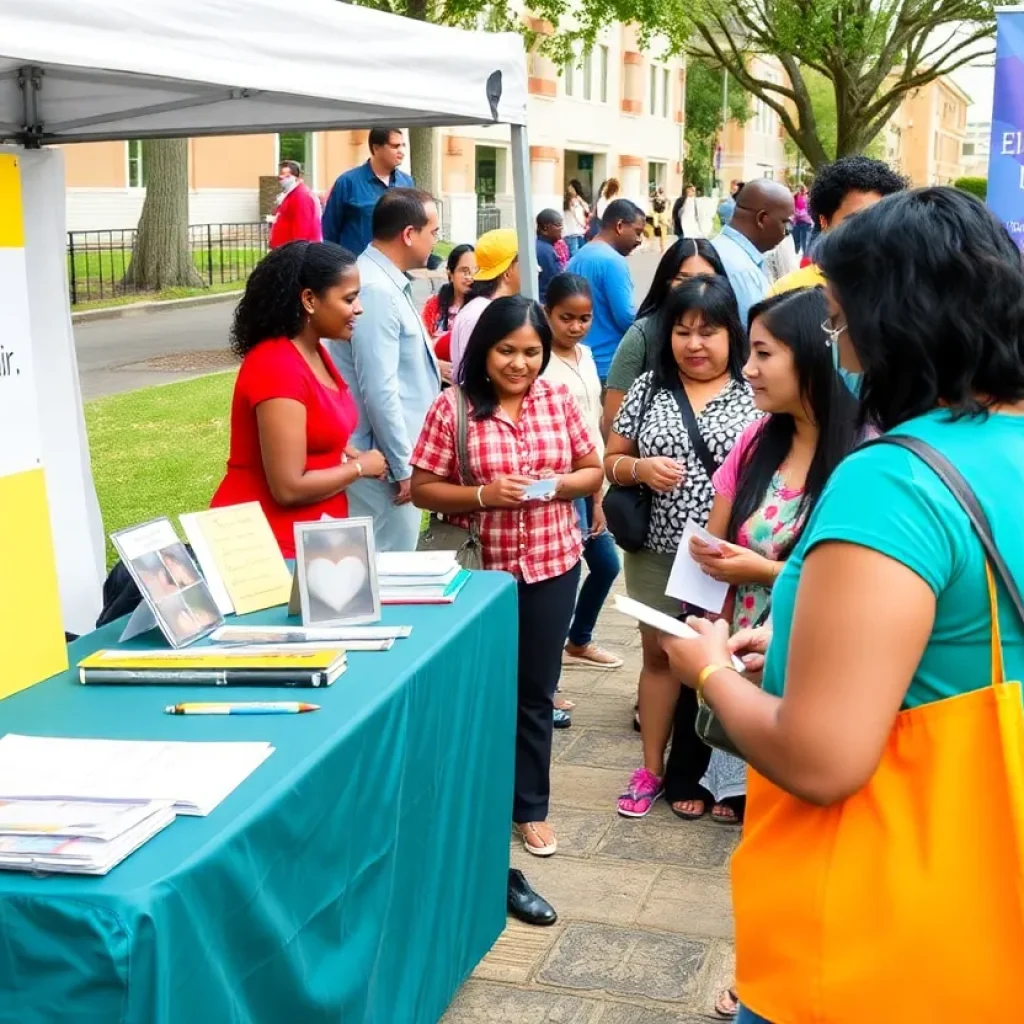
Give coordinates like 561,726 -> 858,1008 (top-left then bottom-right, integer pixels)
696,663 -> 728,705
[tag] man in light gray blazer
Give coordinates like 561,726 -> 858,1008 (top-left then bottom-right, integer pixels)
328,188 -> 441,551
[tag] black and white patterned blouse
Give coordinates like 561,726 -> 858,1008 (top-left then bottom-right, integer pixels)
612,372 -> 759,554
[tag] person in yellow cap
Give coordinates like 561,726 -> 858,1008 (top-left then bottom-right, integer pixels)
770,156 -> 908,297
449,228 -> 521,379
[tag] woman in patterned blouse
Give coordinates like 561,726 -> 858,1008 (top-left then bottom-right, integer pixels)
604,275 -> 759,820
689,287 -> 859,831
411,295 -> 603,858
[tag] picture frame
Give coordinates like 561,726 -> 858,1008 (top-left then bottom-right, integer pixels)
110,517 -> 224,648
292,517 -> 381,627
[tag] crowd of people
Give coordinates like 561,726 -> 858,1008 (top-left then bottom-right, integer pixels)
216,133 -> 1024,1022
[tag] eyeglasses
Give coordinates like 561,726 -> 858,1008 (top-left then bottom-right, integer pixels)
454,267 -> 477,277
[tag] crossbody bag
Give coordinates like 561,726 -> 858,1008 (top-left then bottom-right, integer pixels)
418,387 -> 484,569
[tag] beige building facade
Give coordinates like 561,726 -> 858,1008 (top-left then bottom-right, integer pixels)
60,19 -> 685,242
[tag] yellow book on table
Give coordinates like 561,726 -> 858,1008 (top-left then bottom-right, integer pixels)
0,153 -> 68,700
78,648 -> 346,672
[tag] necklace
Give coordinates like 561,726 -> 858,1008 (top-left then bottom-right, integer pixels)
554,347 -> 592,413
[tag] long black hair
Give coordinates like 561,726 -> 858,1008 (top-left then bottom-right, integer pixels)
230,241 -> 356,358
458,295 -> 552,419
817,187 -> 1024,430
725,288 -> 859,551
435,244 -> 474,332
637,237 -> 727,319
654,275 -> 747,390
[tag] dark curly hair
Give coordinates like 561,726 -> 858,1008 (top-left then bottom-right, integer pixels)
230,241 -> 356,358
818,187 -> 1024,429
809,156 -> 908,226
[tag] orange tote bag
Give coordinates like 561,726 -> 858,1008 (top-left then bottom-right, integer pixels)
732,438 -> 1024,1024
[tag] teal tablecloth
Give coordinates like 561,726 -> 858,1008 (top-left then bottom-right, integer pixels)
0,571 -> 517,1024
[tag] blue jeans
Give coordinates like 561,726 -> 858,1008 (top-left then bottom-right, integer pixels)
791,221 -> 811,256
737,1007 -> 773,1024
565,234 -> 584,256
567,498 -> 621,647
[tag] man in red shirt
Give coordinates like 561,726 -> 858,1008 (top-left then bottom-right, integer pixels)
268,161 -> 322,248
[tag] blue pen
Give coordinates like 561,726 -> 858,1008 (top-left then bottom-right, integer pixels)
165,702 -> 319,715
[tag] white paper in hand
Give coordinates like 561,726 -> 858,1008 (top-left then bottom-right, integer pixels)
522,478 -> 558,501
612,596 -> 745,671
665,522 -> 729,614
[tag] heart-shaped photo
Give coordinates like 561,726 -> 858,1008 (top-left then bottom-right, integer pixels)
306,556 -> 368,614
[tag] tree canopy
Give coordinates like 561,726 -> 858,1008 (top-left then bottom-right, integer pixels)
685,0 -> 994,169
684,61 -> 750,191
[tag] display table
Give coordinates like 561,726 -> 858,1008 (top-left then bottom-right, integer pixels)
0,571 -> 517,1024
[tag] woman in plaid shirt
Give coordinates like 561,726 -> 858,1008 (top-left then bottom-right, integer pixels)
411,295 -> 604,858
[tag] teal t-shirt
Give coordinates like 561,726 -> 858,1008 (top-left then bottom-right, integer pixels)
763,410 -> 1024,709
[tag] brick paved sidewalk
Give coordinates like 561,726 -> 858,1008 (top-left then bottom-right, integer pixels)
444,578 -> 737,1023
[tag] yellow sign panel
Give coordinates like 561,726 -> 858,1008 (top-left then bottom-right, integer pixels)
0,152 -> 68,697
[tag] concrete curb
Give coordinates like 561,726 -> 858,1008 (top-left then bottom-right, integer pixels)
71,289 -> 242,324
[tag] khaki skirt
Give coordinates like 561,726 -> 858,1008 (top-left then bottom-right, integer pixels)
622,548 -> 680,619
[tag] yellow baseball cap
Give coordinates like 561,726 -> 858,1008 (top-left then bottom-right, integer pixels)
473,228 -> 519,281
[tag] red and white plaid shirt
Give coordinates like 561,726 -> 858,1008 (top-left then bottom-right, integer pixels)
411,379 -> 596,583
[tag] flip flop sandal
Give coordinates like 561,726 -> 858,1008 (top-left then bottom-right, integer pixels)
515,822 -> 558,857
711,796 -> 746,826
670,800 -> 708,821
714,987 -> 740,1019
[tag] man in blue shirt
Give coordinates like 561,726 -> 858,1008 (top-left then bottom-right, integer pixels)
321,128 -> 414,256
566,199 -> 646,382
711,179 -> 794,324
535,209 -> 563,304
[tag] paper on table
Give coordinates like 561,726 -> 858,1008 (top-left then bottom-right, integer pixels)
612,596 -> 745,671
210,624 -> 411,643
665,522 -> 730,614
0,735 -> 274,816
181,504 -> 293,616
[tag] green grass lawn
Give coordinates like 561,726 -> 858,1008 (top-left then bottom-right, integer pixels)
85,373 -> 235,566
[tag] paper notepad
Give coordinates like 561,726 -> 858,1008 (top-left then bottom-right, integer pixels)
180,503 -> 293,616
0,735 -> 274,816
612,596 -> 745,671
665,521 -> 730,614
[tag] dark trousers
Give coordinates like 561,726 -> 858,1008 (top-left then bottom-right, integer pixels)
663,683 -> 712,804
568,497 -> 622,647
514,563 -> 582,822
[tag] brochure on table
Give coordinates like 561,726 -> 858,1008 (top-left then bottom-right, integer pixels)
111,518 -> 224,648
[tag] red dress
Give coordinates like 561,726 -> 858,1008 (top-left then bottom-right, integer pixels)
211,337 -> 358,557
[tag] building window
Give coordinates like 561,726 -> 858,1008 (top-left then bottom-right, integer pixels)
963,141 -> 975,157
127,140 -> 146,189
564,58 -> 574,97
599,45 -> 609,103
662,68 -> 670,118
583,48 -> 593,101
649,64 -> 657,115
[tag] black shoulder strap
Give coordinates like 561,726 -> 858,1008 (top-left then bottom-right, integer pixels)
863,435 -> 1024,625
672,385 -> 720,481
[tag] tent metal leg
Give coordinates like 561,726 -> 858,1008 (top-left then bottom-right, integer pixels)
510,124 -> 538,302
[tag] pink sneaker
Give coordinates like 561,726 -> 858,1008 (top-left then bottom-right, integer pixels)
617,768 -> 664,818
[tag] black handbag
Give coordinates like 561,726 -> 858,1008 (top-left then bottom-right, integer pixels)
418,386 -> 484,570
604,378 -> 721,552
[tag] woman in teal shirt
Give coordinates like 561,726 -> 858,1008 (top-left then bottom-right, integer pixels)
659,188 -> 1024,1024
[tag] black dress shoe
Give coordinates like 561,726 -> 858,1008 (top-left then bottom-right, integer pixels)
507,869 -> 557,926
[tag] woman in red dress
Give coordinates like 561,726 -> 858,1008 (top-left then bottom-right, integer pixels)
211,241 -> 386,557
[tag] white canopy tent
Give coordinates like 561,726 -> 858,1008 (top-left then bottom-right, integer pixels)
0,0 -> 535,636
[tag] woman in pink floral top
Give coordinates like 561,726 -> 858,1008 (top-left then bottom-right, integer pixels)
688,287 -> 860,828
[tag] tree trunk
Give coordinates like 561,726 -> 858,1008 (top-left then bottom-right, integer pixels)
408,125 -> 436,194
121,138 -> 205,292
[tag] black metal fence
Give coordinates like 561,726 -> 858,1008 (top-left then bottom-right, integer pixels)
67,222 -> 269,306
477,205 -> 502,235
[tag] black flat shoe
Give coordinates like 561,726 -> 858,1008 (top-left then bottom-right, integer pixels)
507,869 -> 557,926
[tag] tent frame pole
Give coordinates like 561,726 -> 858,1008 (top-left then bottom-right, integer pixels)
510,123 -> 538,301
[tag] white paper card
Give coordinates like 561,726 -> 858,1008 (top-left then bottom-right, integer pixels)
612,595 -> 745,671
665,522 -> 729,614
522,478 -> 557,500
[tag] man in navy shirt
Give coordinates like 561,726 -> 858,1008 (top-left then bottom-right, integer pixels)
535,209 -> 563,304
322,128 -> 414,256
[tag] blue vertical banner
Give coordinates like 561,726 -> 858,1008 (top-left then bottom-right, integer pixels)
989,8 -> 1024,248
